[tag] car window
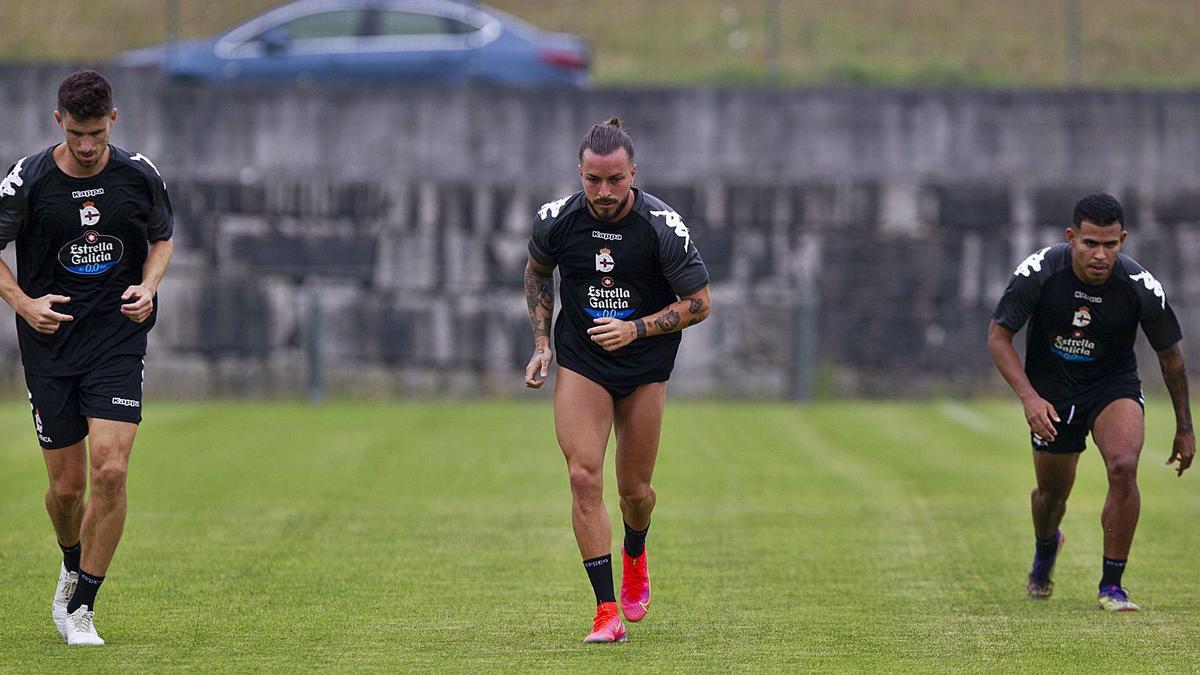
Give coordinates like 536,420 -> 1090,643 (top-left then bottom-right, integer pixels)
376,10 -> 478,36
274,10 -> 367,40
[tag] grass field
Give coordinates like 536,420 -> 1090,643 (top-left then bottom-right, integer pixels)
1,399 -> 1198,672
3,1 -> 1200,86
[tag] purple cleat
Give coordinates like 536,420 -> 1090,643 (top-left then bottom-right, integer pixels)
1026,530 -> 1065,600
1097,584 -> 1140,611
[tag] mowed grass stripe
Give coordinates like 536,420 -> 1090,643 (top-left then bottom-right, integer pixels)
0,400 -> 1197,672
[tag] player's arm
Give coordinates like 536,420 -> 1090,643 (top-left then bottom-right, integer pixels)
121,238 -> 173,323
1155,341 -> 1195,476
0,161 -> 73,334
0,258 -> 73,334
524,255 -> 556,388
987,320 -> 1060,441
588,285 -> 711,352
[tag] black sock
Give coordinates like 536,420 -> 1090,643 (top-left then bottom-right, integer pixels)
1101,557 -> 1127,588
60,541 -> 81,575
1035,533 -> 1059,560
623,521 -> 650,558
67,570 -> 104,613
583,555 -> 615,605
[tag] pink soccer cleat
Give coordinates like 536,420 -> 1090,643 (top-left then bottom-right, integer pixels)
583,601 -> 627,643
620,546 -> 651,622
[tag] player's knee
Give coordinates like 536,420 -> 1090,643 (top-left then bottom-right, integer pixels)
90,461 -> 129,495
618,481 -> 653,506
1035,485 -> 1069,507
1105,455 -> 1139,484
48,479 -> 85,506
567,464 -> 603,501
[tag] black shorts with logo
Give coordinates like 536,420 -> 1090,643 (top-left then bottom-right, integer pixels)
1031,378 -> 1144,454
25,354 -> 145,450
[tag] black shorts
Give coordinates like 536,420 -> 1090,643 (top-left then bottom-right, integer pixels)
25,354 -> 145,450
1032,380 -> 1144,454
560,363 -> 664,400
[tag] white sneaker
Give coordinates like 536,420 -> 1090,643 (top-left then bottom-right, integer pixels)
65,605 -> 105,646
52,564 -> 78,640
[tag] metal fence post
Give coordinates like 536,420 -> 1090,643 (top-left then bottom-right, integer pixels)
306,289 -> 325,404
791,286 -> 816,400
766,0 -> 782,84
1066,0 -> 1081,85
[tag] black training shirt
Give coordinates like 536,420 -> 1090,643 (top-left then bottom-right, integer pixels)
529,188 -> 709,386
992,242 -> 1181,401
0,145 -> 173,376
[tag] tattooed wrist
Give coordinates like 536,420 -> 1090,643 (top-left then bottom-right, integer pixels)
635,319 -> 646,339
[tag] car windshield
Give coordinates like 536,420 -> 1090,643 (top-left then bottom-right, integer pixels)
260,9 -> 367,41
375,10 -> 478,36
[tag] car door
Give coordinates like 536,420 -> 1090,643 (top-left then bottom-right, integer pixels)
353,7 -> 481,83
223,8 -> 371,81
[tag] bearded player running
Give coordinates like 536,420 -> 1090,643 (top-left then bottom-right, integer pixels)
524,118 -> 710,642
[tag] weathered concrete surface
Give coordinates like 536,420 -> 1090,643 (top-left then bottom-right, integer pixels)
1,66 -> 1196,397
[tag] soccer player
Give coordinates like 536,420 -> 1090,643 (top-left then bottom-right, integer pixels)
989,193 -> 1193,611
524,119 -> 710,642
0,70 -> 174,645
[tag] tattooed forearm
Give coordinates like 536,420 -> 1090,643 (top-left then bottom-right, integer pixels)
524,263 -> 554,340
641,292 -> 711,337
652,309 -> 682,334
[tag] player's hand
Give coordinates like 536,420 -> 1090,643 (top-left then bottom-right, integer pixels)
525,345 -> 553,389
20,294 -> 73,334
587,317 -> 637,352
1166,428 -> 1195,477
1021,395 -> 1060,443
120,284 -> 155,323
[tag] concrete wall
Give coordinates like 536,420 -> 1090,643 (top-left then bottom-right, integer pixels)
2,66 -> 1198,397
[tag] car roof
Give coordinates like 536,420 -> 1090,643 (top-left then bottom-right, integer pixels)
215,0 -> 519,55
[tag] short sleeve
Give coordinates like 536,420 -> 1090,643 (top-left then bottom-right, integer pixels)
1131,269 -> 1183,350
653,210 -> 709,296
529,196 -> 568,267
0,157 -> 30,250
992,253 -> 1048,332
137,156 -> 173,241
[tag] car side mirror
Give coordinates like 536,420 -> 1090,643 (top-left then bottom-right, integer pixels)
259,27 -> 292,55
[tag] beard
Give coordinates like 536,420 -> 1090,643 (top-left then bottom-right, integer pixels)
588,191 -> 630,222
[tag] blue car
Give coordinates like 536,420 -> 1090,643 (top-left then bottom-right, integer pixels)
117,0 -> 590,87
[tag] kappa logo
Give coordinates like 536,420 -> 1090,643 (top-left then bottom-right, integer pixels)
71,188 -> 104,199
0,156 -> 26,198
650,209 -> 691,251
595,247 -> 615,273
1072,305 -> 1091,328
1130,271 -> 1167,309
1014,247 -> 1051,277
538,196 -> 570,221
111,397 -> 141,408
79,201 -> 100,227
592,230 -> 622,241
